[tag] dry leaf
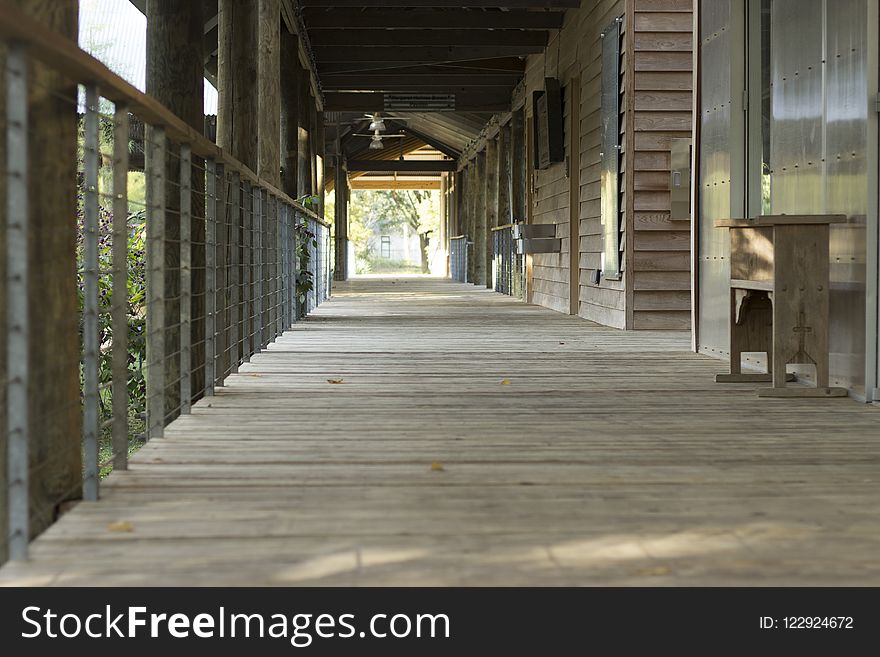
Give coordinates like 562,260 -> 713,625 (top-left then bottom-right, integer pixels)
559,342 -> 566,345
327,378 -> 344,384
107,521 -> 133,533
246,373 -> 263,378
430,462 -> 445,472
500,379 -> 512,385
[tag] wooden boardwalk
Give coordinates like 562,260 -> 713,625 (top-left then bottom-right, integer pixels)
2,277 -> 879,586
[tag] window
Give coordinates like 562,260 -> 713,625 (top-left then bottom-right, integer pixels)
599,16 -> 624,281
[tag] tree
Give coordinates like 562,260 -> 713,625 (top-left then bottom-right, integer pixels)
348,190 -> 439,273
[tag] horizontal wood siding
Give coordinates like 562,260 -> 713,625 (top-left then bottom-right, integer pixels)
523,0 -> 628,324
630,0 -> 693,329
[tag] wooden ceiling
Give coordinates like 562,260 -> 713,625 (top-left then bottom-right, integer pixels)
304,2 -> 574,158
130,0 -> 576,163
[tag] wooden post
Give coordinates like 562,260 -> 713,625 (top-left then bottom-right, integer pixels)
439,174 -> 448,277
316,111 -> 325,215
280,29 -> 300,198
569,76 -> 581,316
258,0 -> 281,187
474,151 -> 487,287
485,138 -> 499,289
146,0 -> 206,414
334,157 -> 348,281
297,67 -> 312,198
218,0 -> 259,171
0,1 -> 82,559
511,109 -> 526,222
465,163 -> 475,284
498,122 -> 512,226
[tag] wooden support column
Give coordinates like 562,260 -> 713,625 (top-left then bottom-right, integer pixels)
439,173 -> 448,277
473,151 -> 487,286
218,0 -> 257,367
146,0 -> 205,416
498,122 -> 512,226
465,163 -> 476,284
511,109 -> 526,221
315,111 -> 325,214
297,67 -> 311,198
334,157 -> 348,281
0,0 -> 81,558
218,0 -> 259,171
257,0 -> 281,187
485,138 -> 499,289
280,29 -> 300,198
569,76 -> 581,316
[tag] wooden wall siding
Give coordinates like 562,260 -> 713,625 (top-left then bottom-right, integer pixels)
629,0 -> 693,330
461,0 -> 694,329
523,0 -> 627,319
526,0 -> 632,328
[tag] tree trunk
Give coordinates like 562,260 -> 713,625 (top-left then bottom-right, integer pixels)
419,233 -> 430,274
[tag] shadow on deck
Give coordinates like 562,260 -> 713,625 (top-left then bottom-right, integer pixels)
2,277 -> 879,585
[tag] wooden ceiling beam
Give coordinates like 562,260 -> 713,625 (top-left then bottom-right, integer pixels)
348,160 -> 457,172
300,1 -> 580,7
309,29 -> 548,47
303,8 -> 564,29
314,45 -> 544,61
322,74 -> 518,89
317,58 -> 526,74
325,91 -> 509,113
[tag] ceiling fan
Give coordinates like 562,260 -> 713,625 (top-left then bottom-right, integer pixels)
353,113 -> 408,150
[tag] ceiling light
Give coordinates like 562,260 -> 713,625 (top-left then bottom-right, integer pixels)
369,137 -> 384,150
369,119 -> 386,131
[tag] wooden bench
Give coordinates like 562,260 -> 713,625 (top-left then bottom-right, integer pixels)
713,215 -> 848,398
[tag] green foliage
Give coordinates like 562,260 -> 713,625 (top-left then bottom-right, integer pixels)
77,196 -> 148,475
348,190 -> 440,271
294,216 -> 317,315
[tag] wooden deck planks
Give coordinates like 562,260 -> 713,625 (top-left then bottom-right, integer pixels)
2,276 -> 879,586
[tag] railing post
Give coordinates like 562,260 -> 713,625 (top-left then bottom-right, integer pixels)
241,181 -> 252,361
146,125 -> 167,440
82,84 -> 100,500
276,198 -> 284,336
292,211 -> 299,323
5,43 -> 29,560
179,144 -> 192,413
215,164 -> 228,384
254,187 -> 263,353
204,158 -> 216,396
111,105 -> 130,470
229,173 -> 240,374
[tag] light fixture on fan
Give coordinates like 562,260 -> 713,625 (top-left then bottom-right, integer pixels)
369,132 -> 384,150
369,116 -> 386,132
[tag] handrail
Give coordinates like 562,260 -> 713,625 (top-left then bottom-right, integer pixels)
491,223 -> 518,232
0,0 -> 328,227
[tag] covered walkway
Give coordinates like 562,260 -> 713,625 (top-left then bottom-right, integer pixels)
2,278 -> 879,586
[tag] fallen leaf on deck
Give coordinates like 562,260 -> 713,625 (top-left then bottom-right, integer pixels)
559,342 -> 566,345
430,462 -> 445,472
500,379 -> 512,385
327,378 -> 345,384
107,521 -> 133,533
246,373 -> 263,378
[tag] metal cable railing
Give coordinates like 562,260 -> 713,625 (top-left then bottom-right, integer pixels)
0,9 -> 331,561
449,235 -> 470,283
491,223 -> 524,298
